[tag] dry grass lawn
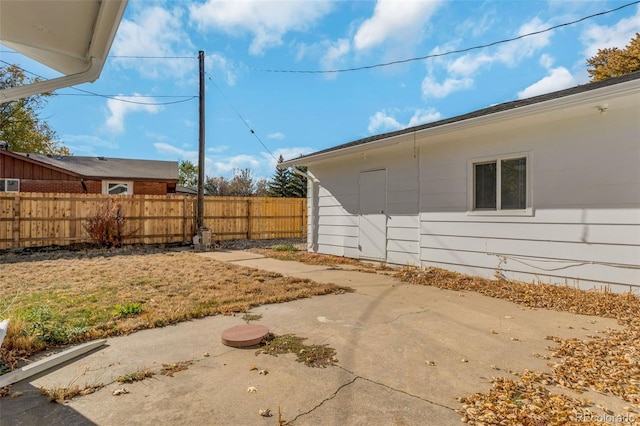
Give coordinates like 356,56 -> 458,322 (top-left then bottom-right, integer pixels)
0,247 -> 346,370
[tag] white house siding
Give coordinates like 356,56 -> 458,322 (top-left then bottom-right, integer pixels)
418,103 -> 640,292
307,142 -> 421,264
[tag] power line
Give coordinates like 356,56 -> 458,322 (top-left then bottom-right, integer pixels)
249,1 -> 640,74
208,75 -> 277,161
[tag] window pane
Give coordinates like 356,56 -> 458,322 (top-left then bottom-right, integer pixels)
6,179 -> 19,192
475,162 -> 496,209
108,183 -> 128,194
0,180 -> 4,192
501,158 -> 526,209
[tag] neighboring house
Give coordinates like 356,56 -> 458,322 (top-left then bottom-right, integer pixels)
0,149 -> 178,195
281,72 -> 640,292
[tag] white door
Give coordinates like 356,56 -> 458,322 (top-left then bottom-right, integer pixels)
359,169 -> 386,260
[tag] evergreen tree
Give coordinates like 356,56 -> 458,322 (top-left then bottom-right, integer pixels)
287,165 -> 307,198
268,155 -> 292,197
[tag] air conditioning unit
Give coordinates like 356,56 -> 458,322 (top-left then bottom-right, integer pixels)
0,178 -> 20,192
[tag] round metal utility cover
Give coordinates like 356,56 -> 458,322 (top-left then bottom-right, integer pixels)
221,324 -> 269,348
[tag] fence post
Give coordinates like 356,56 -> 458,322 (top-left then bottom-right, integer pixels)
182,197 -> 188,242
246,198 -> 251,240
12,194 -> 20,248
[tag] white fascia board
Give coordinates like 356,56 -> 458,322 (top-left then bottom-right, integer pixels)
0,57 -> 102,103
281,78 -> 640,168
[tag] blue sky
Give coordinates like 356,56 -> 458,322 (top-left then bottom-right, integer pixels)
2,0 -> 640,180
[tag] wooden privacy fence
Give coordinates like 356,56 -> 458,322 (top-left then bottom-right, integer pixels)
0,193 -> 307,250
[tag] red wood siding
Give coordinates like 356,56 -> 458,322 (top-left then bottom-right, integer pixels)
1,153 -> 78,180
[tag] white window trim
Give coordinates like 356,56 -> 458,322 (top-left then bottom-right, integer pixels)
0,178 -> 20,192
102,180 -> 133,195
467,152 -> 532,217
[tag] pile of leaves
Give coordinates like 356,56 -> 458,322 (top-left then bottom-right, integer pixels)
397,266 -> 640,424
396,266 -> 640,324
256,333 -> 338,368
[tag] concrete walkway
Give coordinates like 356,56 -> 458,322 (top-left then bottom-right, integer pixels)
1,250 -> 622,425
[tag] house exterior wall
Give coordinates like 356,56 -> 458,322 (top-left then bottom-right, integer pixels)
308,142 -> 420,264
305,90 -> 639,291
417,103 -> 639,291
133,181 -> 169,195
20,179 -> 101,193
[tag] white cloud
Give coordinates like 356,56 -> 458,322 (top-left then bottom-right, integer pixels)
207,145 -> 229,154
495,18 -> 552,67
539,53 -> 554,69
213,154 -> 261,174
207,54 -> 238,86
407,108 -> 442,127
517,67 -> 577,99
320,38 -> 351,72
111,5 -> 194,79
105,96 -> 161,133
447,17 -> 552,78
421,76 -> 473,99
581,4 -> 640,58
267,132 -> 285,140
273,147 -> 315,162
368,108 -> 441,134
353,0 -> 442,51
368,110 -> 402,133
153,142 -> 198,160
189,0 -> 333,55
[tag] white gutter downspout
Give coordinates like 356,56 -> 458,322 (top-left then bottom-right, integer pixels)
290,165 -> 318,252
0,57 -> 103,104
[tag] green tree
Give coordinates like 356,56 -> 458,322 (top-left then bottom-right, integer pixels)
178,159 -> 198,188
268,155 -> 291,197
0,65 -> 69,155
587,33 -> 640,82
268,155 -> 307,198
204,176 -> 230,196
287,165 -> 307,198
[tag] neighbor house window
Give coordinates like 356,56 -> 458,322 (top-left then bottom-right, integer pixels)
471,155 -> 528,212
103,181 -> 132,195
0,178 -> 20,192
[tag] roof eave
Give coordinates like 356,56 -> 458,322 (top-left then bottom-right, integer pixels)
0,0 -> 128,103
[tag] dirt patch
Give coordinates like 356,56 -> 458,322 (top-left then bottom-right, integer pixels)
0,246 -> 347,370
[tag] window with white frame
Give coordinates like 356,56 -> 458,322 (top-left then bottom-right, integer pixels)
0,178 -> 20,192
103,181 -> 132,195
470,154 -> 529,212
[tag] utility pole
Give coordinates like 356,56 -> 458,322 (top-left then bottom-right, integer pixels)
197,50 -> 205,231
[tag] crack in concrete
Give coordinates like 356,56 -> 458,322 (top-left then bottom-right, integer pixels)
382,309 -> 430,324
287,366 -> 457,424
287,376 -> 358,424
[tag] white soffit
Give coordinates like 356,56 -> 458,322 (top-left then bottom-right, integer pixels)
0,0 -> 128,102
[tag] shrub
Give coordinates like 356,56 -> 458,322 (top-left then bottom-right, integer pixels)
84,199 -> 135,248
